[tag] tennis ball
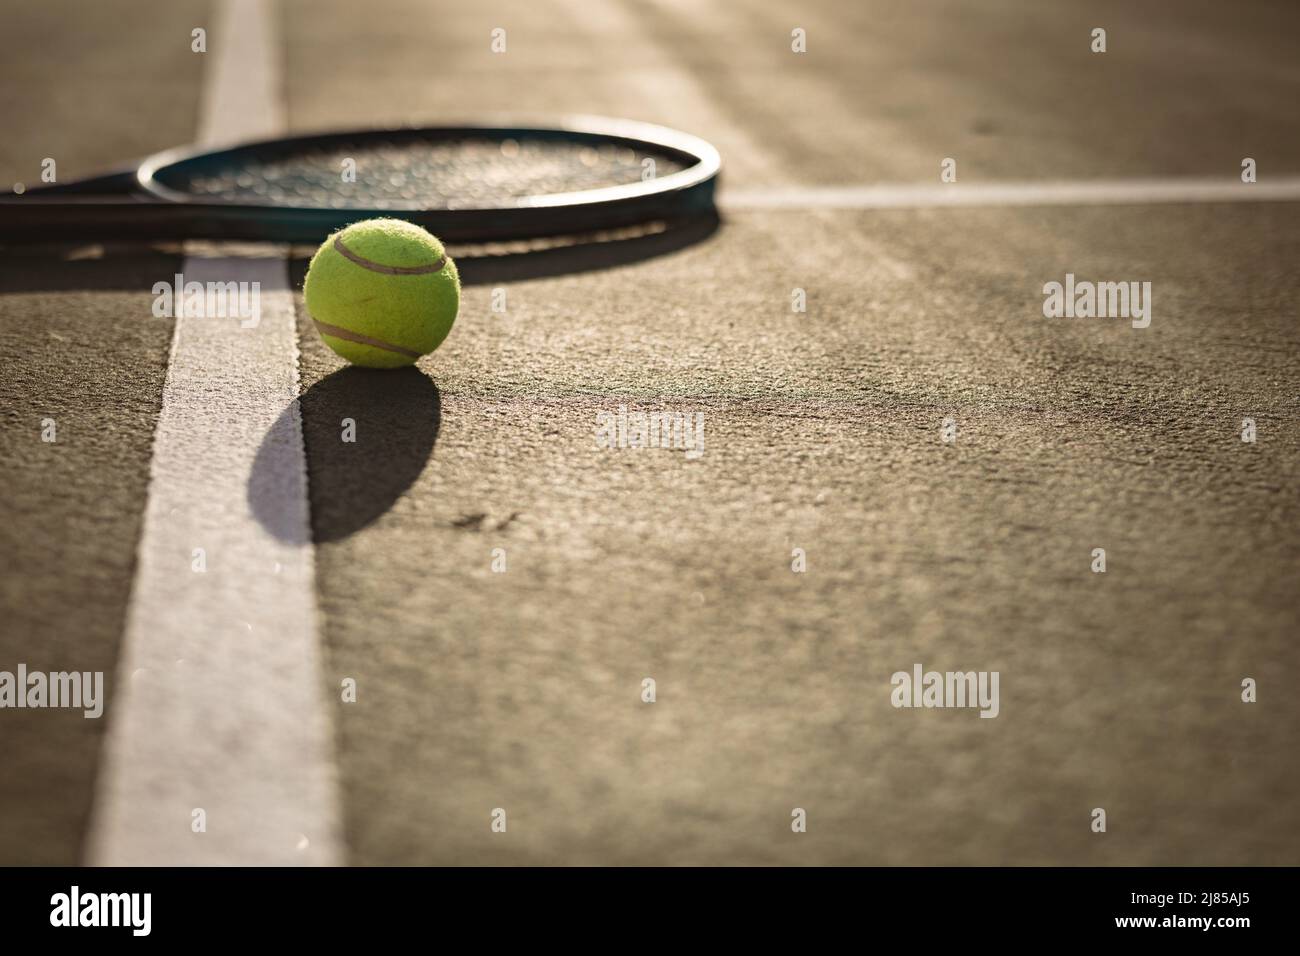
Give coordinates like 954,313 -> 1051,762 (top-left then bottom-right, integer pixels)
303,218 -> 459,369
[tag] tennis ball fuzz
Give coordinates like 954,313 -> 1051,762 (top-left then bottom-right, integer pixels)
304,218 -> 459,369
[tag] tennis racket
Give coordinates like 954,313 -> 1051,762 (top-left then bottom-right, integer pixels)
0,116 -> 720,244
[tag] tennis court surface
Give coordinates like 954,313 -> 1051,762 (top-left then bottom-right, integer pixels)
1,0 -> 1297,866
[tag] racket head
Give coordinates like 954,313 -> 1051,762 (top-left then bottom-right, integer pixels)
8,116 -> 720,243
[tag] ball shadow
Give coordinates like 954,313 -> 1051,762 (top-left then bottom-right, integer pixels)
249,366 -> 440,544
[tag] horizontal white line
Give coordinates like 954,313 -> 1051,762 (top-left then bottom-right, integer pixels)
720,177 -> 1300,211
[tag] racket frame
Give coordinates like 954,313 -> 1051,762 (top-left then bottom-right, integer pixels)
1,115 -> 721,243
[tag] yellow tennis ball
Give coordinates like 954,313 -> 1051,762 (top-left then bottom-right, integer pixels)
304,218 -> 460,369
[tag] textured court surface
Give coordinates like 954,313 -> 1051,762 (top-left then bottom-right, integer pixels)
1,0 -> 1297,865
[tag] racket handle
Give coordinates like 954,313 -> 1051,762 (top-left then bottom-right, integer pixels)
0,199 -> 354,243
19,167 -> 144,196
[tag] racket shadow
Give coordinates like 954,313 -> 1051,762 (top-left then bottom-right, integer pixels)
455,211 -> 721,286
249,366 -> 440,544
1,209 -> 720,293
285,211 -> 721,289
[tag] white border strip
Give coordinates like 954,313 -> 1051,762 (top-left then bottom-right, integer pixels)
721,177 -> 1300,211
88,0 -> 340,865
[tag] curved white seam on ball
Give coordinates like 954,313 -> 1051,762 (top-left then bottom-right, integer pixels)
312,318 -> 423,358
333,236 -> 447,275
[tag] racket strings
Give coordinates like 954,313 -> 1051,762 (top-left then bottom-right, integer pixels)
168,137 -> 689,209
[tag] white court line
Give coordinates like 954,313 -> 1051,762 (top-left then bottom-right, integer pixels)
721,177 -> 1300,210
88,0 -> 340,865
